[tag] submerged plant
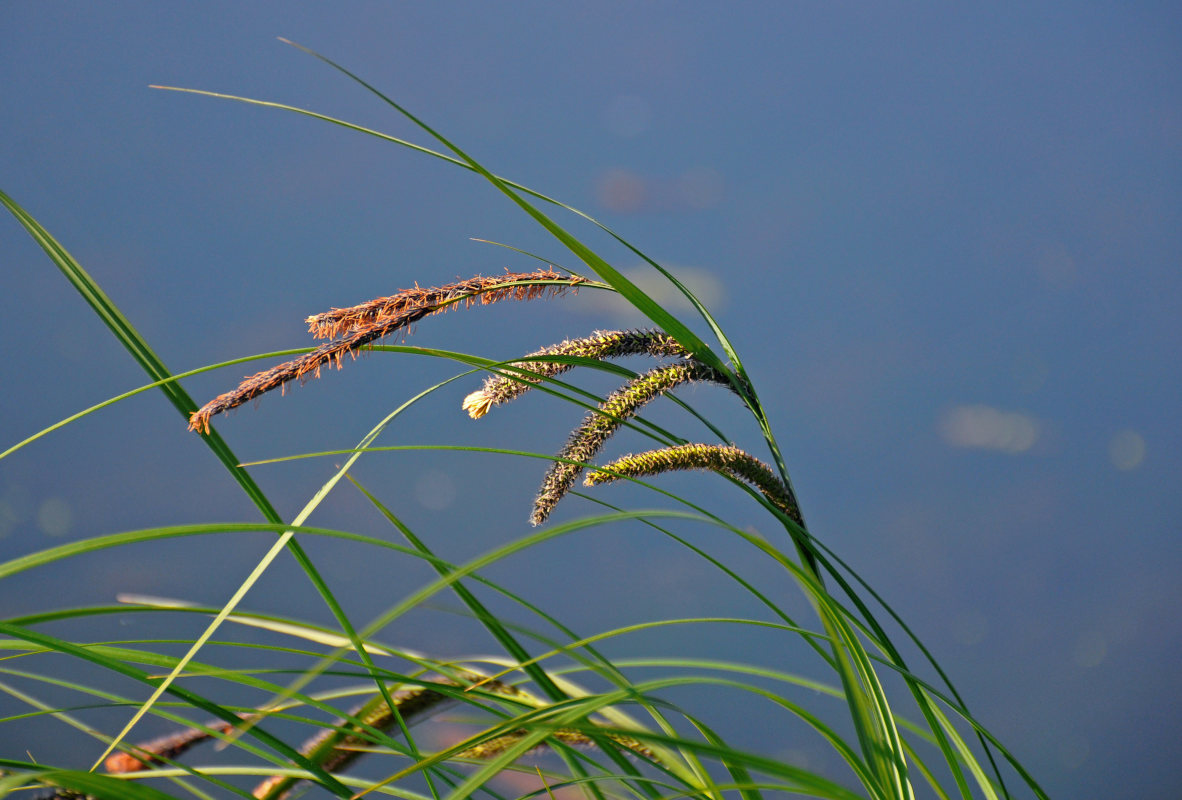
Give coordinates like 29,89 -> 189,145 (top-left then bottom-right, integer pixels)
0,39 -> 1048,800
95,667 -> 653,800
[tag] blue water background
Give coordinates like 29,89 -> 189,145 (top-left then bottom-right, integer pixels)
2,3 -> 1179,796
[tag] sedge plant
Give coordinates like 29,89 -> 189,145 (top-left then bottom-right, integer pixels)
0,40 -> 1048,800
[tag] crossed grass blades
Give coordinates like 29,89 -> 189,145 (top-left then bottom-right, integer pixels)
3,37 -> 1044,797
189,269 -> 801,528
93,668 -> 653,800
116,268 -> 805,798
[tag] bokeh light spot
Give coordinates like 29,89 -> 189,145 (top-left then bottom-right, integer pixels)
37,497 -> 72,537
1108,429 -> 1145,471
415,469 -> 457,511
938,405 -> 1040,453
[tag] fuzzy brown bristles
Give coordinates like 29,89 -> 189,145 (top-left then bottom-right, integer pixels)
305,268 -> 586,339
188,320 -> 404,434
188,270 -> 586,434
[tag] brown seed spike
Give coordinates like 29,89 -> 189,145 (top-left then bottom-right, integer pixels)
188,270 -> 586,434
305,269 -> 586,339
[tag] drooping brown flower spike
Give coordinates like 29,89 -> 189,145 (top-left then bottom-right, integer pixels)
188,269 -> 585,434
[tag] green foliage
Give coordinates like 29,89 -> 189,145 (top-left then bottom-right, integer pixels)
1,41 -> 1046,800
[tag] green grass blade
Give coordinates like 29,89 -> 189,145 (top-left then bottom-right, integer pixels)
0,679 -> 248,799
345,477 -> 571,702
3,46 -> 1043,800
285,41 -> 723,365
0,622 -> 351,797
0,189 -> 280,525
0,763 -> 183,800
0,190 -> 386,779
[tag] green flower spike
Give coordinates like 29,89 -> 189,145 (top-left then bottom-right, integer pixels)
531,359 -> 734,526
586,443 -> 803,526
462,328 -> 690,419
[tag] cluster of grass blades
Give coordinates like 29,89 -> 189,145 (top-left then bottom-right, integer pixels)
0,39 -> 1048,800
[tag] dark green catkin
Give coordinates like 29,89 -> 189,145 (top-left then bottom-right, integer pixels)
530,360 -> 734,525
586,443 -> 803,526
463,329 -> 691,419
